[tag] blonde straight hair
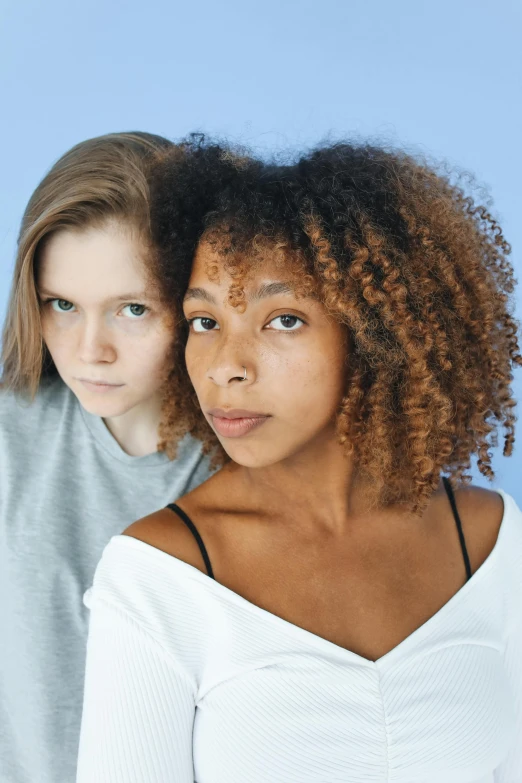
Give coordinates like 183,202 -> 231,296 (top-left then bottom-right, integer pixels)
1,131 -> 172,396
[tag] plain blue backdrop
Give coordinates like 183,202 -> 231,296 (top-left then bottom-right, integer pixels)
1,0 -> 520,499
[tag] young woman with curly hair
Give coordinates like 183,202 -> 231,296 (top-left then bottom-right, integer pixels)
0,132 -> 214,783
77,141 -> 522,782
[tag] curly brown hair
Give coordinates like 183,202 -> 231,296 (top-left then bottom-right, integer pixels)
150,140 -> 521,514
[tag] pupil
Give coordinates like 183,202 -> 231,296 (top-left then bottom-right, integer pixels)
202,318 -> 214,330
130,304 -> 145,316
59,300 -> 72,310
281,315 -> 297,328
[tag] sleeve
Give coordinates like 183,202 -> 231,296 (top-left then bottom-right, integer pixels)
493,615 -> 522,782
76,593 -> 196,783
494,495 -> 522,783
184,452 -> 215,494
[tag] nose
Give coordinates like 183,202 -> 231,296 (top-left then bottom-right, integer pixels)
206,338 -> 254,387
78,318 -> 116,364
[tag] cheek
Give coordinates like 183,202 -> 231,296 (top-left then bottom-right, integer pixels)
40,317 -> 53,348
270,338 -> 346,418
289,361 -> 342,410
184,344 -> 207,393
40,316 -> 69,361
125,323 -> 174,377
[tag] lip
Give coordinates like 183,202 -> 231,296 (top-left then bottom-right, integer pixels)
207,408 -> 270,439
208,408 -> 268,419
77,378 -> 124,393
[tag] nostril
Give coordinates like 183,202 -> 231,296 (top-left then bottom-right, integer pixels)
207,364 -> 250,386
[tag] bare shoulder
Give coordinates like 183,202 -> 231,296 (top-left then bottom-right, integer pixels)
123,503 -> 210,575
123,469 -> 242,578
451,483 -> 504,511
441,483 -> 505,573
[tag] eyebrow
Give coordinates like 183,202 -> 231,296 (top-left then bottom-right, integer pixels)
183,282 -> 298,305
37,288 -> 153,302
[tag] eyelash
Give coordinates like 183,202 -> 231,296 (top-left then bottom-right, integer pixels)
187,314 -> 306,333
121,303 -> 150,318
42,298 -> 76,313
42,298 -> 150,318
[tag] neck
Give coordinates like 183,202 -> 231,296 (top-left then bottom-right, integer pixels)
231,429 -> 409,536
103,394 -> 163,457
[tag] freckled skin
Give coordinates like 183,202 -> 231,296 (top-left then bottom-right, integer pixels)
128,241 -> 505,664
184,242 -> 349,469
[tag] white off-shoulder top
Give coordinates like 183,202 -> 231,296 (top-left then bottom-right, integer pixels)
76,490 -> 522,783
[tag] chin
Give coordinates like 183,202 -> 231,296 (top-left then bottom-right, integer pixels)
220,444 -> 287,470
75,391 -> 134,419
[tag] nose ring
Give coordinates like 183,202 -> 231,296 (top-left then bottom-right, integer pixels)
242,366 -> 247,381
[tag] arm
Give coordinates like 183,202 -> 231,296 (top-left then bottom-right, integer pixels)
76,593 -> 196,783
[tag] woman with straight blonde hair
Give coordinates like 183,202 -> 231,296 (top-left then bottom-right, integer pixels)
0,132 -> 213,783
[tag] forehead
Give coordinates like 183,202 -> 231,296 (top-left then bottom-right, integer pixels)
187,239 -> 322,312
190,238 -> 304,287
37,222 -> 152,300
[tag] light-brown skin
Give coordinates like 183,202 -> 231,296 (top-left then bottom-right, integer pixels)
38,220 -> 175,456
125,242 -> 504,664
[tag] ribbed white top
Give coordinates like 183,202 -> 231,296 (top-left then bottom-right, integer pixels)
77,490 -> 522,783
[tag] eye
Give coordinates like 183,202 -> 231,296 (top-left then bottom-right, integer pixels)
49,299 -> 76,313
267,314 -> 304,331
188,317 -> 220,333
121,303 -> 149,318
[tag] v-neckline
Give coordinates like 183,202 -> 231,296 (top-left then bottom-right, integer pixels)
115,489 -> 509,669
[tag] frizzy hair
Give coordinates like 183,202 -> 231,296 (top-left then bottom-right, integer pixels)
150,140 -> 521,514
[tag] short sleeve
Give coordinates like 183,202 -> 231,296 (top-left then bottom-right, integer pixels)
76,595 -> 196,783
184,452 -> 216,494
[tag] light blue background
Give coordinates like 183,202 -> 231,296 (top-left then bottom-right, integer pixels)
1,0 -> 520,499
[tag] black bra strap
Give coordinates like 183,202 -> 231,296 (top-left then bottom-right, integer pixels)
165,503 -> 215,580
442,477 -> 472,582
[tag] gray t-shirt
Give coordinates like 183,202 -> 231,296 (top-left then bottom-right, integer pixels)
0,376 -> 212,783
